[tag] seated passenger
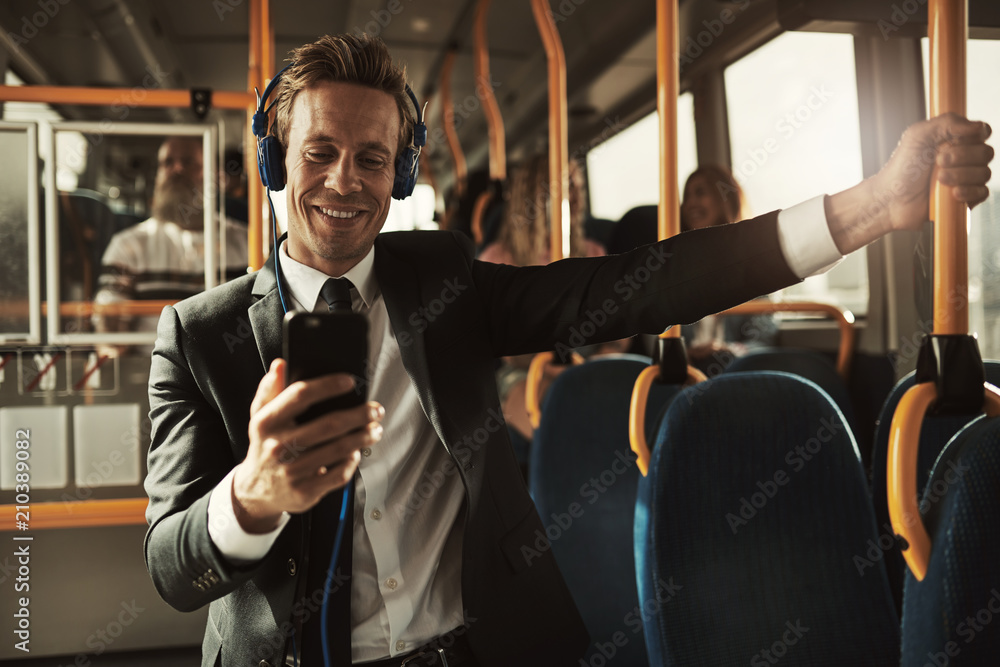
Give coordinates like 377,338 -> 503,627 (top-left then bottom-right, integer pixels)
222,147 -> 249,225
679,166 -> 777,372
603,167 -> 777,368
478,154 -> 604,265
94,137 -> 248,333
478,154 -> 615,450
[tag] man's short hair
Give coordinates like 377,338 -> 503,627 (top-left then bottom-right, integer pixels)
272,33 -> 415,160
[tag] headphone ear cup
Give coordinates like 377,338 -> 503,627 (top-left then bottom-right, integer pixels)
258,136 -> 286,191
392,147 -> 418,200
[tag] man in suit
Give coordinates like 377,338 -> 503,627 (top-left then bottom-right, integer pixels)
143,33 -> 994,667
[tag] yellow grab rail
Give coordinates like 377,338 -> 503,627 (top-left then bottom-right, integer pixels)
0,86 -> 253,109
1,498 -> 148,531
656,0 -> 680,253
717,301 -> 856,378
470,0 -> 506,245
475,0 -> 507,182
440,48 -> 468,201
419,93 -> 439,196
629,363 -> 707,476
929,0 -> 968,336
530,0 -> 570,262
526,350 -> 585,429
7,299 -> 179,318
246,0 -> 272,271
656,0 -> 682,346
523,0 -> 573,431
628,0 -> 700,477
887,0 -> 984,582
471,190 -> 493,245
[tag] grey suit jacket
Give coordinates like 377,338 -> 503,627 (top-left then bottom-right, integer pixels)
143,215 -> 799,667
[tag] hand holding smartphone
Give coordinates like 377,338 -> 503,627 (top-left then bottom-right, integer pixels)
283,310 -> 369,424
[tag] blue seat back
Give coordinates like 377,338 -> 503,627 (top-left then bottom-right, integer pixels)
530,356 -> 681,667
636,372 -> 899,666
901,414 -> 1000,665
725,347 -> 857,432
870,361 -> 1000,613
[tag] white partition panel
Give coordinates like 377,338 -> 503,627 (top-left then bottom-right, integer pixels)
0,406 -> 68,489
72,404 -> 141,487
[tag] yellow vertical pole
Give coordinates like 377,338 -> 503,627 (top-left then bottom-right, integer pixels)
441,49 -> 468,201
246,0 -> 265,270
471,0 -> 507,245
929,0 -> 968,334
475,0 -> 506,182
530,0 -> 569,261
658,0 -> 680,340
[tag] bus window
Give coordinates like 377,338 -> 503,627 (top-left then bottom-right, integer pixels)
0,123 -> 38,344
725,32 -> 868,315
586,92 -> 697,221
921,38 -> 1000,360
43,124 -> 244,347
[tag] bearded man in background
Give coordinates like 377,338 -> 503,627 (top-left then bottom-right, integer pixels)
94,136 -> 248,333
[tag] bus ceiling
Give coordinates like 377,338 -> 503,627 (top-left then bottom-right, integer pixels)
776,0 -> 1000,38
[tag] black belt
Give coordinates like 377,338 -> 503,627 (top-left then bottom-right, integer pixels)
355,630 -> 476,667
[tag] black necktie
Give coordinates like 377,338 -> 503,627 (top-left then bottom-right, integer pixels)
320,278 -> 353,313
302,276 -> 355,665
301,488 -> 353,666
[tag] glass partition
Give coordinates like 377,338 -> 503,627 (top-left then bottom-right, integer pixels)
0,122 -> 40,344
44,123 -> 236,347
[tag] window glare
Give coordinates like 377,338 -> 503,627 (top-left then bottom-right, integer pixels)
587,92 -> 697,222
922,39 -> 1000,359
726,31 -> 867,315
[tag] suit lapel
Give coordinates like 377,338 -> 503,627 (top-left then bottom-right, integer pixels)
249,252 -> 285,371
373,238 -> 445,438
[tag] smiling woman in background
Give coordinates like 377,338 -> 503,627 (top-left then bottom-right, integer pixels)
680,165 -> 778,370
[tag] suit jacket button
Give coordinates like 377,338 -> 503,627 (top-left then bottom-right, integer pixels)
259,661 -> 271,667
287,558 -> 297,576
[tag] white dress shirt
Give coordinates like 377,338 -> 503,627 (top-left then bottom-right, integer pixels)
206,196 -> 842,661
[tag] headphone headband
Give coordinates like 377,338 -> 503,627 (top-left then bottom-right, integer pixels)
252,62 -> 426,199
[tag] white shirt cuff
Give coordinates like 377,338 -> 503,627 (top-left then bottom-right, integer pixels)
207,468 -> 290,564
776,195 -> 844,279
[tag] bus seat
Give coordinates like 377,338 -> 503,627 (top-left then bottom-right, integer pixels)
725,347 -> 858,433
901,414 -> 1000,666
635,372 -> 899,666
870,361 -> 1000,614
56,189 -> 126,300
529,356 -> 681,667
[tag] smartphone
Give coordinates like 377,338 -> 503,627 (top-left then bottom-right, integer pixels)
283,310 -> 369,425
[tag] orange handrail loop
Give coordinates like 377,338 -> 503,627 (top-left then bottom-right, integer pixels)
718,301 -> 856,378
526,350 -> 585,430
629,362 -> 707,476
888,382 -> 1000,580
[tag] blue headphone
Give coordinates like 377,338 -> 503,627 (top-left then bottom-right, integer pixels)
252,63 -> 427,199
